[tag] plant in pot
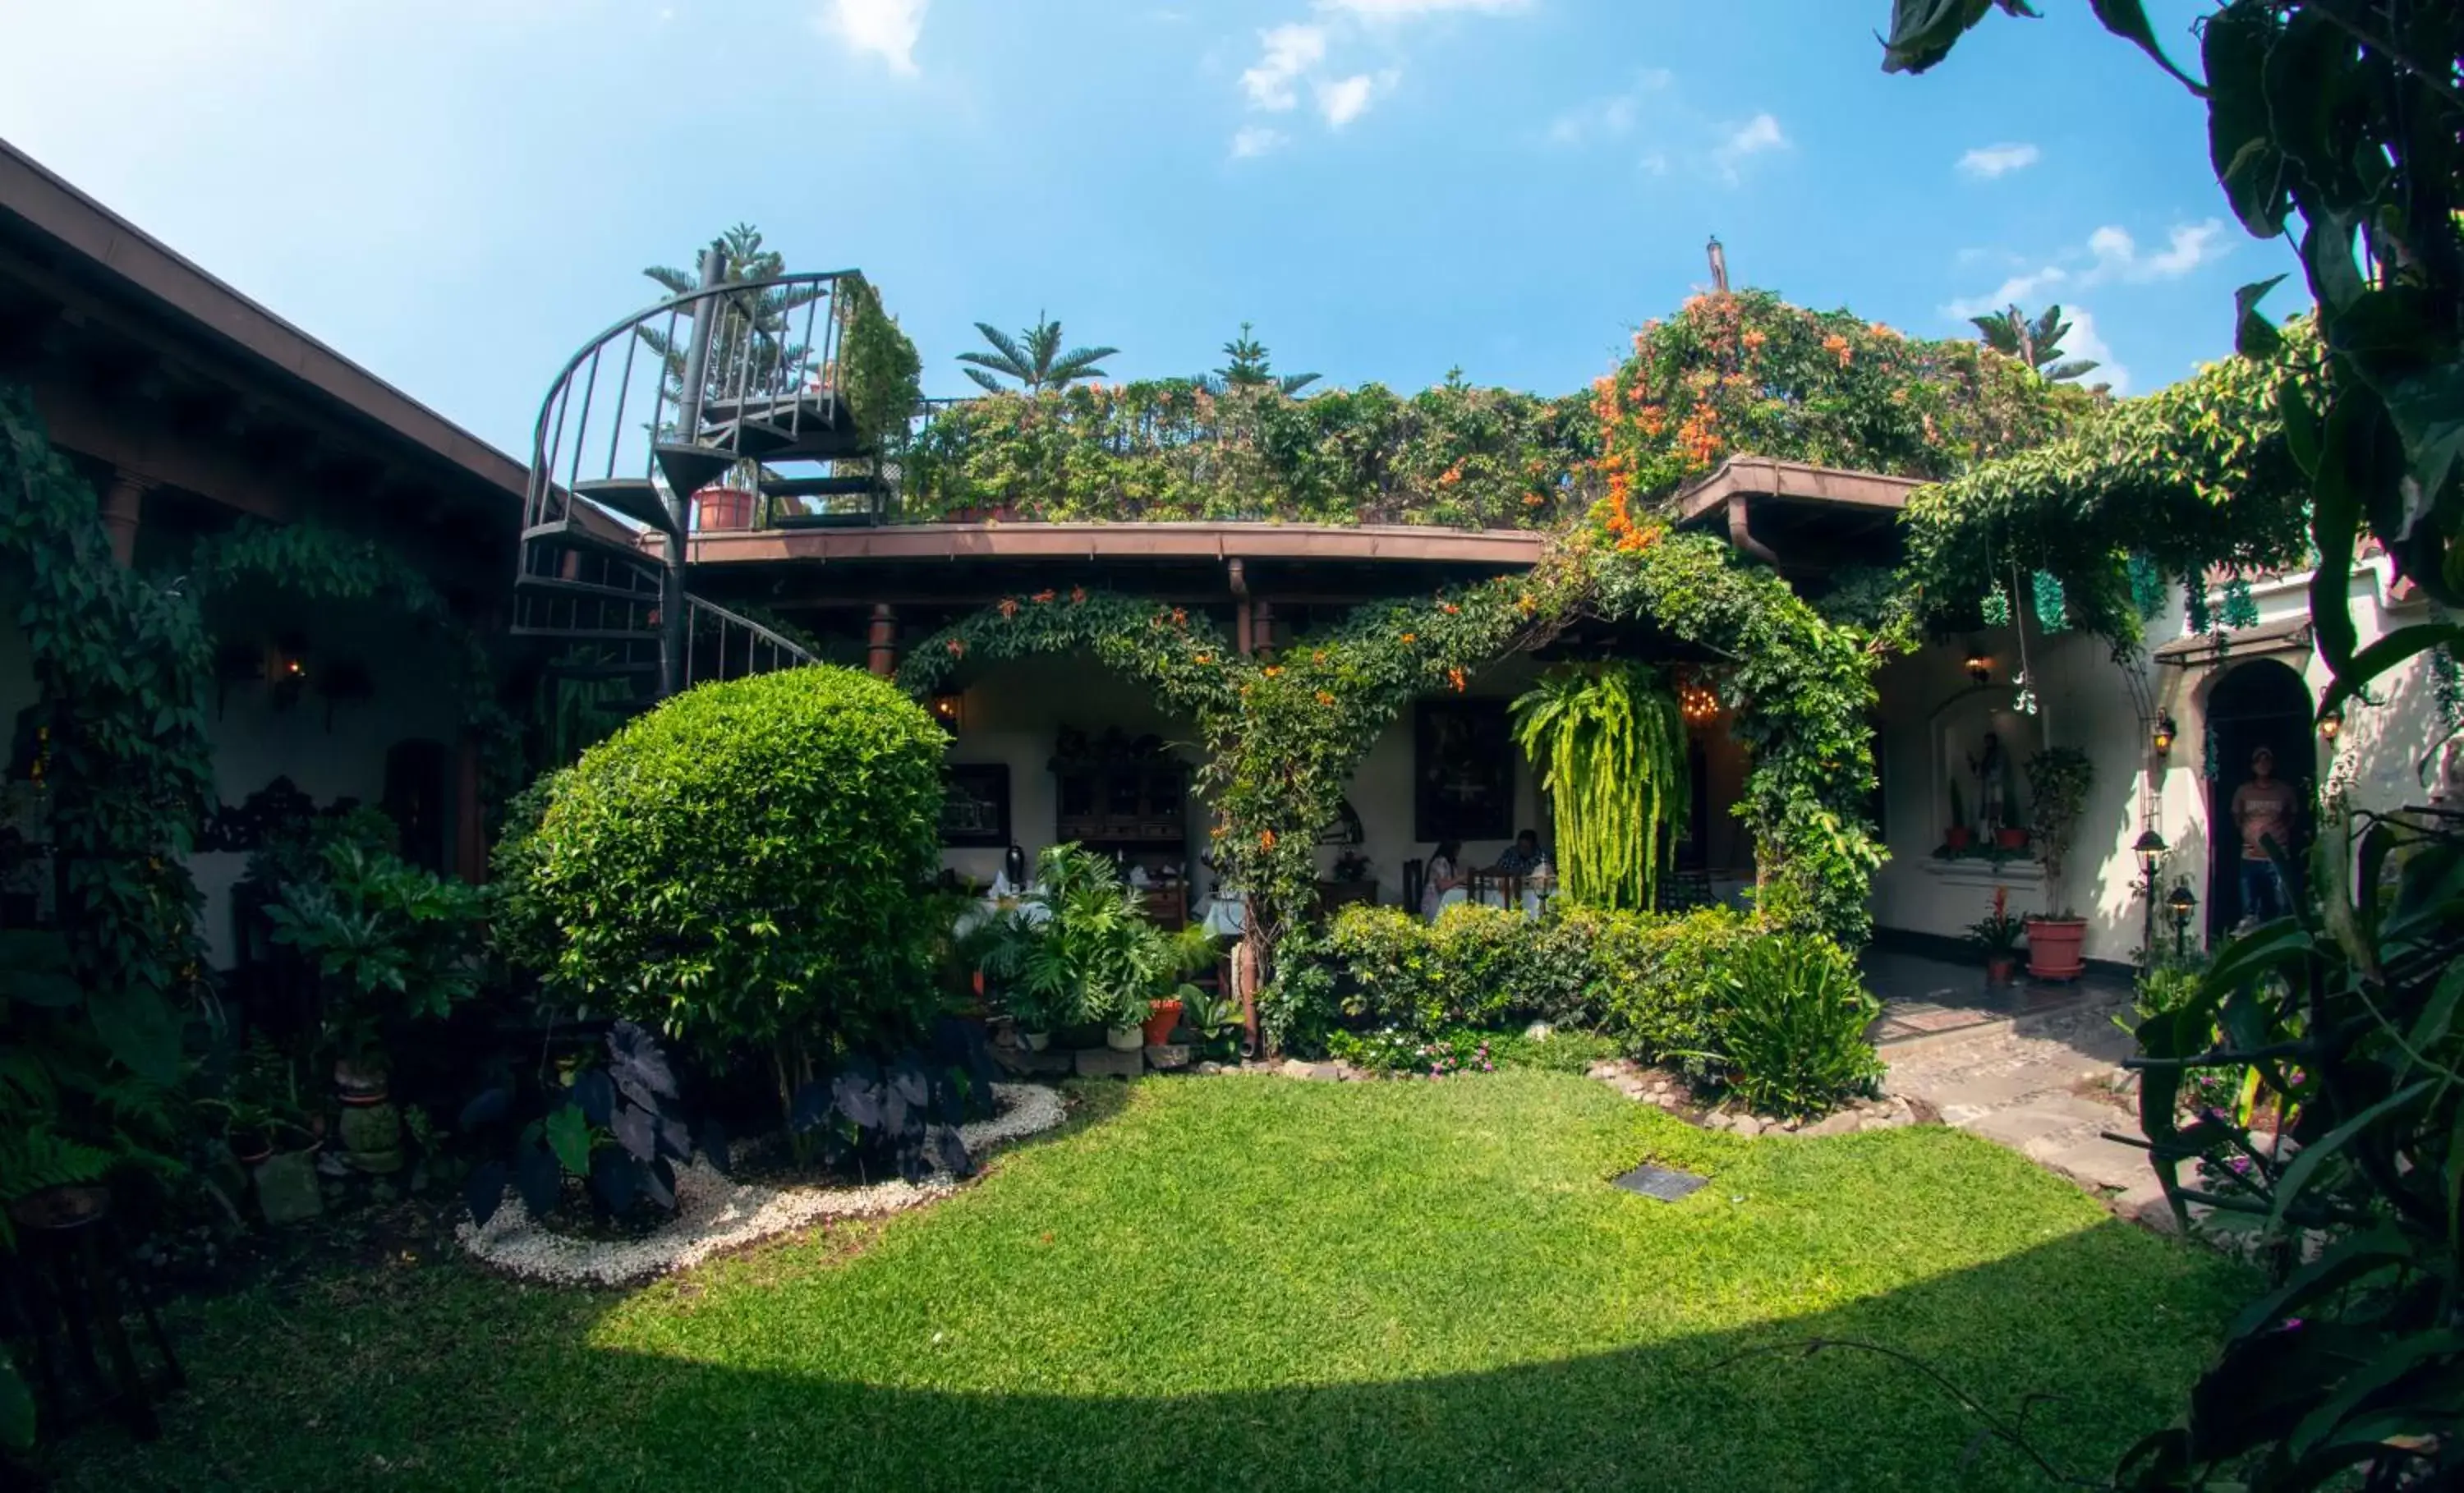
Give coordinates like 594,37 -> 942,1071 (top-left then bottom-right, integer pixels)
2022,746 -> 2095,981
264,838 -> 486,1174
1177,981 -> 1246,1062
1008,845 -> 1216,1052
1964,886 -> 2026,989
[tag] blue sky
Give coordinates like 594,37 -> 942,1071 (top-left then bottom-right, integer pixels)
0,0 -> 2277,461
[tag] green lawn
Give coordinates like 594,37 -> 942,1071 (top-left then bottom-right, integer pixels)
48,1072 -> 2249,1491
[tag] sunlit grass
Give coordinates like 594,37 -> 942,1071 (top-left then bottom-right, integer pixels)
48,1072 -> 2250,1491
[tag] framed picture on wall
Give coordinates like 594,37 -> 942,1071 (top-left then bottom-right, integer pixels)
940,764 -> 1010,848
1414,700 -> 1514,842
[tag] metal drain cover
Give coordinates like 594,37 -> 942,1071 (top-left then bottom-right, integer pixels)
1612,1162 -> 1708,1201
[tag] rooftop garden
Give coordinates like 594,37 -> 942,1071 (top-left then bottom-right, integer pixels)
890,290 -> 2089,531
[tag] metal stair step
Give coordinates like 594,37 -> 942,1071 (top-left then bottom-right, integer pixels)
513,574 -> 659,603
509,624 -> 663,643
522,520 -> 657,568
652,442 -> 739,505
698,392 -> 850,431
572,478 -> 679,537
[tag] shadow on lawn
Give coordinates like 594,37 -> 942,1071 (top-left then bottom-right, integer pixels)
44,1217 -> 2228,1493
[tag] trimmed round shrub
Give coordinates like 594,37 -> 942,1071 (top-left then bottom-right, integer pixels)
508,666 -> 946,1111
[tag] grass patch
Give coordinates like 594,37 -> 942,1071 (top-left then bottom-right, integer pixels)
45,1073 -> 2250,1491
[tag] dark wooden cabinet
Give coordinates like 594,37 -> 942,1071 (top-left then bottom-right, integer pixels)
1053,760 -> 1186,848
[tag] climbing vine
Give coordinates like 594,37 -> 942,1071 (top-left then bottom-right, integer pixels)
895,523 -> 1883,977
1899,323 -> 2324,644
1,383 -> 211,1084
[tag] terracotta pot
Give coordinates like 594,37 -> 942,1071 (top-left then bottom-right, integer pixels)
1142,998 -> 1184,1046
692,485 -> 756,532
1984,953 -> 2018,989
2024,917 -> 2089,981
1994,826 -> 2030,852
1944,826 -> 1974,850
1104,1024 -> 1144,1052
230,1132 -> 274,1168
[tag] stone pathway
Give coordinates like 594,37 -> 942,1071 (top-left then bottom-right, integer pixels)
1879,991 -> 2181,1231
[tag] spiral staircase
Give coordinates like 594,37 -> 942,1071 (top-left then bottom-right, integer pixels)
512,251 -> 886,701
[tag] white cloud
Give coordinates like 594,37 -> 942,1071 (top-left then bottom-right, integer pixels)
1318,0 -> 1531,16
1230,124 -> 1289,158
1708,112 -> 1786,178
1316,71 -> 1385,126
1546,71 -> 1668,146
819,0 -> 927,75
2058,306 -> 2129,394
1241,22 -> 1326,110
1957,141 -> 2039,178
1947,218 -> 2231,317
1639,149 -> 1669,176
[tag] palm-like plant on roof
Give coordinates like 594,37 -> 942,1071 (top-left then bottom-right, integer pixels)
636,223 -> 825,420
956,315 -> 1119,393
1970,303 -> 2099,384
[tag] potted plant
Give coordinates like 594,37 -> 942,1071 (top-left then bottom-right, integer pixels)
1142,989 -> 1186,1046
1007,845 -> 1218,1053
1944,777 -> 1972,851
2023,746 -> 2095,980
1965,886 -> 2026,988
692,482 -> 756,532
1178,981 -> 1246,1061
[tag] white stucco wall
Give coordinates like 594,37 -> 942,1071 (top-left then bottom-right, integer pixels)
2,595 -> 466,969
1872,556 -> 2448,963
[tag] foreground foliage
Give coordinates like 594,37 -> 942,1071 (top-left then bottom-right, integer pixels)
45,1075 -> 2251,1492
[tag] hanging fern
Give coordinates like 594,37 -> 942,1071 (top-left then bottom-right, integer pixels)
1510,663 -> 1689,912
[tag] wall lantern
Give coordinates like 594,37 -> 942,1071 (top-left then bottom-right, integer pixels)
2164,879 -> 2198,959
927,691 -> 965,733
2318,706 -> 2343,742
2151,712 -> 2177,756
1964,647 -> 1992,686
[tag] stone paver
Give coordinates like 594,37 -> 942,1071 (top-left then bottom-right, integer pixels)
1882,991 -> 2168,1217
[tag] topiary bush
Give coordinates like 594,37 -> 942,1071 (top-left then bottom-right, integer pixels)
1277,903 -> 1758,1066
507,666 -> 947,1118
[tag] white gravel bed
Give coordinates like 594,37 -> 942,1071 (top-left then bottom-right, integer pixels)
456,1082 -> 1067,1289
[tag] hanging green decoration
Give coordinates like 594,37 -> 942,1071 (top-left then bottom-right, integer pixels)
1981,584 -> 2011,627
2030,571 -> 2069,633
1510,662 -> 1688,912
2186,584 -> 2213,635
2221,576 -> 2259,630
2126,554 -> 2166,621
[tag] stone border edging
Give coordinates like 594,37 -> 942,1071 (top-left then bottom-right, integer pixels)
1584,1057 -> 1920,1136
454,1083 -> 1069,1289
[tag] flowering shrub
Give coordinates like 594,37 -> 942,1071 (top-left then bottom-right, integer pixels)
901,379 -> 1594,530
1593,289 -> 2084,542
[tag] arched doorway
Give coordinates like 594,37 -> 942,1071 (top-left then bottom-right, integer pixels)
2204,658 -> 2314,938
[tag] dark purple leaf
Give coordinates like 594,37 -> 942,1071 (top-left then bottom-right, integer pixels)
932,1126 -> 974,1179
607,1022 -> 678,1100
612,1104 -> 657,1164
465,1160 -> 508,1227
457,1085 -> 513,1133
658,1115 -> 692,1164
589,1148 -> 637,1215
642,1156 -> 676,1211
517,1145 -> 561,1220
696,1119 -> 731,1174
834,1073 -> 883,1128
572,1069 -> 615,1128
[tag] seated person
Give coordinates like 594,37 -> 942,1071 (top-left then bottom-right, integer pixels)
1419,839 -> 1465,921
1491,829 -> 1543,876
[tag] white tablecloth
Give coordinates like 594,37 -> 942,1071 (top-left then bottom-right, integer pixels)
1200,895 -> 1247,938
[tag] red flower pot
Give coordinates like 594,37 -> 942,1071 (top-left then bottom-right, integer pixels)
1994,827 -> 2030,852
692,485 -> 756,532
1142,998 -> 1184,1046
1944,826 -> 1974,851
2023,917 -> 2088,981
1984,953 -> 2017,989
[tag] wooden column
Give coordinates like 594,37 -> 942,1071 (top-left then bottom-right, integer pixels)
99,470 -> 151,567
453,734 -> 485,884
865,604 -> 899,677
